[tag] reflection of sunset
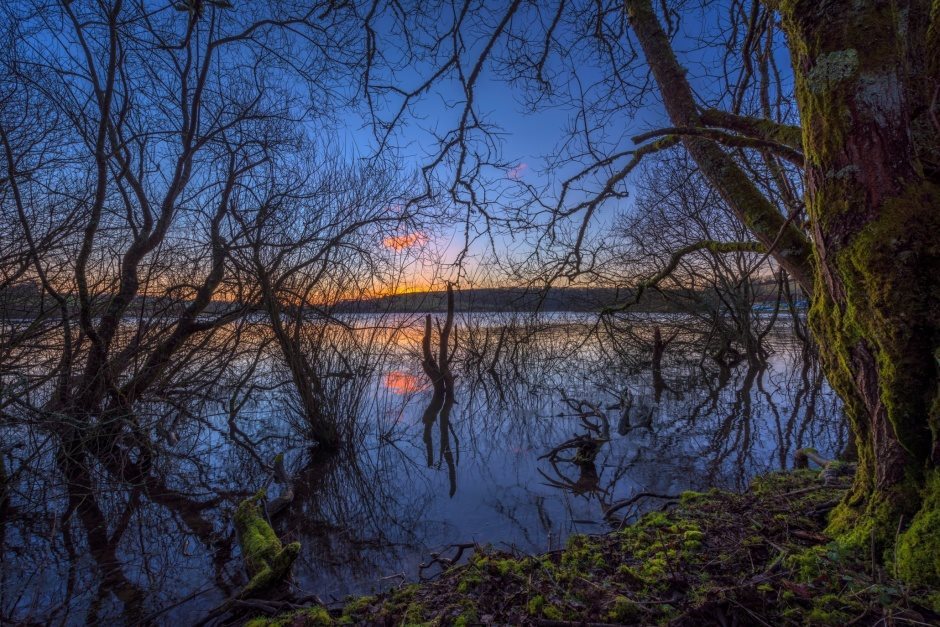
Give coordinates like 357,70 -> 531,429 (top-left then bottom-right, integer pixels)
382,231 -> 428,251
384,371 -> 426,394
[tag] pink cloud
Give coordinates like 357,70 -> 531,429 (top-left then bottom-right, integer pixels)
507,163 -> 528,180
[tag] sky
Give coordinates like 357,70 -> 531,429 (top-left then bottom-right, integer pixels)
321,0 -> 798,294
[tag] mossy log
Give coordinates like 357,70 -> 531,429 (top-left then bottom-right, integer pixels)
234,490 -> 300,597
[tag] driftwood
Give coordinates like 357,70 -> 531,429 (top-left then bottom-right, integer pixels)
418,542 -> 476,578
604,491 -> 680,519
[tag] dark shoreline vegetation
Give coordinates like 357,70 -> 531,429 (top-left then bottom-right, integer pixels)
235,469 -> 940,626
0,283 -> 804,318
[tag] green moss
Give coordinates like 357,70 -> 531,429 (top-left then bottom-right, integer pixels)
784,546 -> 829,583
452,601 -> 479,627
607,595 -> 642,622
683,529 -> 704,543
302,607 -> 334,626
456,569 -> 482,593
340,594 -> 375,620
561,533 -> 607,572
234,491 -> 300,595
679,490 -> 704,504
922,591 -> 940,613
542,605 -> 564,620
526,594 -> 566,620
490,558 -> 525,577
527,595 -> 545,616
402,601 -> 427,625
806,593 -> 864,625
245,606 -> 333,627
895,470 -> 940,587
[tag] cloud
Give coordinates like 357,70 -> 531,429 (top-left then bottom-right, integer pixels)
382,231 -> 428,251
507,163 -> 528,180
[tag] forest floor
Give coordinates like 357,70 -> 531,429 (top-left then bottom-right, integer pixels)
239,469 -> 939,626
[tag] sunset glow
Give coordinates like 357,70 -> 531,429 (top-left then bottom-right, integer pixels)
382,231 -> 428,251
383,371 -> 426,395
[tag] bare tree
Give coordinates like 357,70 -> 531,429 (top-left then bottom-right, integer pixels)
229,153 -> 424,448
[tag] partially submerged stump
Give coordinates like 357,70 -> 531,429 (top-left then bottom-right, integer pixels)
794,447 -> 855,486
234,490 -> 300,597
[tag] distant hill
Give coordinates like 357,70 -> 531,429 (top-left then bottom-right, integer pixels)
336,286 -> 692,314
2,282 -> 789,320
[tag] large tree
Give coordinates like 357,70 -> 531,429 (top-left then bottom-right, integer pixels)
368,0 -> 940,584
625,0 -> 940,584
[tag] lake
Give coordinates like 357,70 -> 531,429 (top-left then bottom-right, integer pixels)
0,312 -> 844,624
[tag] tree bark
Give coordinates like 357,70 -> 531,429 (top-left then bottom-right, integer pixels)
775,0 -> 940,586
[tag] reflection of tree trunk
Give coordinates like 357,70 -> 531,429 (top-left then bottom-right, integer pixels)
439,366 -> 458,497
651,325 -> 677,403
420,311 -> 447,466
420,285 -> 457,495
56,445 -> 146,625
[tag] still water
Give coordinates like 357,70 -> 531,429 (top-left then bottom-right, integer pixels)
0,313 -> 844,624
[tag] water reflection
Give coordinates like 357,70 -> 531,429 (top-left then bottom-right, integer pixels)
383,371 -> 425,396
1,314 -> 844,623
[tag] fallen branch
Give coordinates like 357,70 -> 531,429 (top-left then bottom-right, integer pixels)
604,492 -> 680,518
418,542 -> 477,578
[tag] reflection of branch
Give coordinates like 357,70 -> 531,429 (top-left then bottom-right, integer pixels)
538,435 -> 608,462
266,453 -> 295,517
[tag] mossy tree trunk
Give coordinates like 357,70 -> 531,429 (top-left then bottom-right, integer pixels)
776,0 -> 940,584
627,0 -> 940,584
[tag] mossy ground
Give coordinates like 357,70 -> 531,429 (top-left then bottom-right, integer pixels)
245,471 -> 938,625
